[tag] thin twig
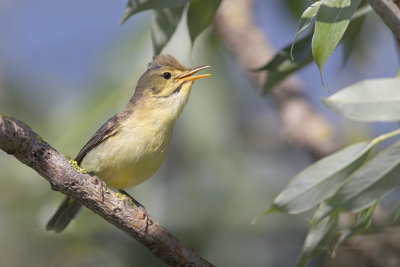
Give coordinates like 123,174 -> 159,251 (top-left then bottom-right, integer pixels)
367,0 -> 400,40
0,114 -> 213,267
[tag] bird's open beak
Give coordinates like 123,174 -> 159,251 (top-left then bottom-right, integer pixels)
178,65 -> 211,82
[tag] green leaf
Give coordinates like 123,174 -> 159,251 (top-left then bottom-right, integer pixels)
120,0 -> 190,24
312,0 -> 361,81
351,3 -> 373,20
296,210 -> 338,267
387,199 -> 400,225
315,139 -> 400,221
291,1 -> 322,60
335,202 -> 376,250
297,2 -> 321,35
322,78 -> 400,122
187,0 -> 222,45
264,141 -> 373,215
255,128 -> 400,223
151,6 -> 185,55
257,33 -> 313,94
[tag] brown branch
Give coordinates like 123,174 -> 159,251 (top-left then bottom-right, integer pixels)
0,114 -> 213,267
213,0 -> 339,159
367,0 -> 400,41
394,0 -> 400,61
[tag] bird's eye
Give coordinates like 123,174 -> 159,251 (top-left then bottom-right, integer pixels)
163,72 -> 172,80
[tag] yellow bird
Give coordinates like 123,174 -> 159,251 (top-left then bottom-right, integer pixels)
46,54 -> 211,232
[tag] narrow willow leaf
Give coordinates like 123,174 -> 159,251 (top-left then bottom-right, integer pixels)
387,199 -> 400,225
187,0 -> 222,45
322,78 -> 400,122
120,0 -> 190,24
315,140 -> 400,221
151,6 -> 184,55
335,202 -> 376,250
291,1 -> 322,60
263,141 -> 373,215
312,0 -> 361,81
297,2 -> 321,33
296,211 -> 338,267
254,128 -> 400,223
257,33 -> 313,94
351,3 -> 373,20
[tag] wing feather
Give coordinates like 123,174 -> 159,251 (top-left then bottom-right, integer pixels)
74,109 -> 132,165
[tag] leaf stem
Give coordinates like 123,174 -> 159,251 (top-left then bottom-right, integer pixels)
372,127 -> 400,145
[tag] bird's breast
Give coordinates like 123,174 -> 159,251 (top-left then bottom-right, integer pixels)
80,115 -> 173,189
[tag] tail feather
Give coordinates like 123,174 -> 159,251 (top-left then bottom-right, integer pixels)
46,196 -> 82,233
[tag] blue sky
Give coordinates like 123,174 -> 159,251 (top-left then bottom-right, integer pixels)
0,0 -> 141,89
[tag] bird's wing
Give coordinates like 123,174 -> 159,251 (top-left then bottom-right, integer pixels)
74,109 -> 133,165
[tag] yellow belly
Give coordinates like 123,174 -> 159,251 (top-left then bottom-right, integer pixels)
80,118 -> 173,189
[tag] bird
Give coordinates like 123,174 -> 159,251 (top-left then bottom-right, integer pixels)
46,54 -> 211,232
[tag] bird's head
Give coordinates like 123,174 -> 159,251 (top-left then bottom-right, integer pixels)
129,54 -> 210,122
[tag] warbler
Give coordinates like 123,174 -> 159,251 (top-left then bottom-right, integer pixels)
46,54 -> 211,232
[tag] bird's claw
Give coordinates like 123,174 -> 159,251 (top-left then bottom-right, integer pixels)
118,189 -> 152,232
137,205 -> 152,232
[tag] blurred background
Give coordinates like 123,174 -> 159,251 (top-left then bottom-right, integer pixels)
0,0 -> 399,266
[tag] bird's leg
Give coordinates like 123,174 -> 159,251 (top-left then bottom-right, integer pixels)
118,189 -> 152,232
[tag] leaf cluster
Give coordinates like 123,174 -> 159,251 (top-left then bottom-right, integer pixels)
120,0 -> 222,55
255,1 -> 400,265
258,0 -> 373,93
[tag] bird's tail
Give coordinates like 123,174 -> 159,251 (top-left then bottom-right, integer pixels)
46,196 -> 82,233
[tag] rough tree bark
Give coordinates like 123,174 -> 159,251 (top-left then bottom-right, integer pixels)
0,113 -> 213,267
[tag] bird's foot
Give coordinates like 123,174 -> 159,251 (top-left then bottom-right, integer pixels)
118,189 -> 152,232
89,172 -> 106,202
98,178 -> 106,202
138,205 -> 152,233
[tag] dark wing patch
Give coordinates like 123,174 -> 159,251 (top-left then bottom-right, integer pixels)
74,109 -> 133,165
